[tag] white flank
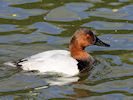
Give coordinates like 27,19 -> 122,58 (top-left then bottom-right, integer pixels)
5,50 -> 79,76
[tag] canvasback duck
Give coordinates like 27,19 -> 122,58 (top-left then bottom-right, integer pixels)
5,28 -> 110,76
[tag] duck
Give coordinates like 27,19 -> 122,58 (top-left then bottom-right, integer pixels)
5,28 -> 110,76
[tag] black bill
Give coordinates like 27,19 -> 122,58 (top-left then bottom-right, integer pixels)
94,36 -> 110,47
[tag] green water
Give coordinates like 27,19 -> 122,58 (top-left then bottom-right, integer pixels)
0,0 -> 133,100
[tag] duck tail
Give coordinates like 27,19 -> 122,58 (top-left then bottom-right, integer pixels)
4,61 -> 17,67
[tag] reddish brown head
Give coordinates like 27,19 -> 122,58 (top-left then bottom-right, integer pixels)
69,28 -> 110,60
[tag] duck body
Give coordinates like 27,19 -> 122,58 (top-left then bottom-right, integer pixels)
16,50 -> 79,76
5,28 -> 110,76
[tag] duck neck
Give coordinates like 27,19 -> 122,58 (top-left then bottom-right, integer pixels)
69,42 -> 89,60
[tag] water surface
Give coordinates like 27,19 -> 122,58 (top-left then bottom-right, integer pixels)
0,0 -> 133,100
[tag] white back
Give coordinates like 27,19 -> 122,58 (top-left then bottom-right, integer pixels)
19,50 -> 79,76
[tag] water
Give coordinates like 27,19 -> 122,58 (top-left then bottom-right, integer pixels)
0,0 -> 133,99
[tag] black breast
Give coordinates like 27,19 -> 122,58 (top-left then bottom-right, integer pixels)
76,59 -> 92,72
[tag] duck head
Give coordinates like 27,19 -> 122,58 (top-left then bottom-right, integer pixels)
69,28 -> 110,60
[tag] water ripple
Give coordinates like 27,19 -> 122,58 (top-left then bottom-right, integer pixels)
45,2 -> 93,21
89,5 -> 133,20
83,21 -> 133,30
0,4 -> 47,20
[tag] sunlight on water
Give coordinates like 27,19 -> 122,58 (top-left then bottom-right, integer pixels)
0,0 -> 133,99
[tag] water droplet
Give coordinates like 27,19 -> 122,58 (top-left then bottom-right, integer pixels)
12,14 -> 17,17
112,9 -> 118,12
115,30 -> 118,32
